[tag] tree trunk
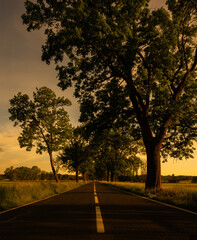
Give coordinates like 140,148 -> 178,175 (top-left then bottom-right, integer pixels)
107,168 -> 110,182
83,172 -> 87,182
145,141 -> 162,190
76,168 -> 79,182
110,171 -> 115,182
133,110 -> 162,190
49,152 -> 59,183
132,168 -> 135,178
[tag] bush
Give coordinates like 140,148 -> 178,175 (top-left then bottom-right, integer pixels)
117,175 -> 132,182
192,177 -> 197,183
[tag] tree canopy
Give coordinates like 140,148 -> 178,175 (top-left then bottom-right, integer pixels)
58,136 -> 89,182
92,127 -> 144,181
9,86 -> 73,182
22,0 -> 197,189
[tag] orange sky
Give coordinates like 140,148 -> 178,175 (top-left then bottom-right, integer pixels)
0,0 -> 196,176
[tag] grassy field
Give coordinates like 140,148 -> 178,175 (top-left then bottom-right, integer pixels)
1,180 -> 196,213
0,181 -> 86,212
105,182 -> 197,213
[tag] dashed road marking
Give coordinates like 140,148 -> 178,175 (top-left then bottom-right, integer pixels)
94,195 -> 99,204
95,206 -> 105,233
94,183 -> 105,233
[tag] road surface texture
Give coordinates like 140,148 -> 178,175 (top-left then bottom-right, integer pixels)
0,182 -> 196,240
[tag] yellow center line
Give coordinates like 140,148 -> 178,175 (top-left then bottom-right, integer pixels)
94,183 -> 105,233
94,195 -> 99,204
95,206 -> 105,233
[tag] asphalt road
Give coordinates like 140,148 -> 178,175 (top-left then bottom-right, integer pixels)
0,182 -> 196,240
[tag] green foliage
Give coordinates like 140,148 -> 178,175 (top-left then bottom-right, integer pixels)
192,177 -> 197,183
79,79 -> 137,139
4,166 -> 41,181
92,127 -> 144,181
58,134 -> 94,181
22,1 -> 197,162
3,166 -> 69,181
161,175 -> 193,183
22,1 -> 197,189
9,86 -> 73,182
58,126 -> 98,180
9,86 -> 72,154
59,137 -> 86,171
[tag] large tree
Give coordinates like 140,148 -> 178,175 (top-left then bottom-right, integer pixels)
9,86 -> 72,182
59,137 -> 88,182
22,0 -> 197,189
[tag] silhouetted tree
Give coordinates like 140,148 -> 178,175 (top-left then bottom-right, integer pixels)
22,0 -> 197,189
9,87 -> 73,182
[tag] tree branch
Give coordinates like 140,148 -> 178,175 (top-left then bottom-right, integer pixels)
173,47 -> 197,100
182,35 -> 189,72
137,50 -> 152,115
156,47 -> 197,143
37,124 -> 51,153
170,56 -> 183,93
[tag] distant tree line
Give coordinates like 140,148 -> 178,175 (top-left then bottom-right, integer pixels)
2,166 -> 197,183
3,166 -> 73,181
162,175 -> 197,183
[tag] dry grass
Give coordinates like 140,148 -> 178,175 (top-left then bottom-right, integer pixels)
0,181 -> 86,211
105,182 -> 197,212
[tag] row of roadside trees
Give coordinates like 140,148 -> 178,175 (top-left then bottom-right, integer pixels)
20,0 -> 197,190
6,0 -> 197,189
3,165 -> 197,184
58,127 -> 146,182
8,86 -> 145,183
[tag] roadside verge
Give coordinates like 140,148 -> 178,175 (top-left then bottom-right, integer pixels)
0,181 -> 86,214
103,182 -> 197,215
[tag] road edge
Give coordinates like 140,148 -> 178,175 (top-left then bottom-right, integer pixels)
0,183 -> 88,215
102,182 -> 197,216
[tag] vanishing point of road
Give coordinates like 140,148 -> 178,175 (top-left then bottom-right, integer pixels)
0,182 -> 196,240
